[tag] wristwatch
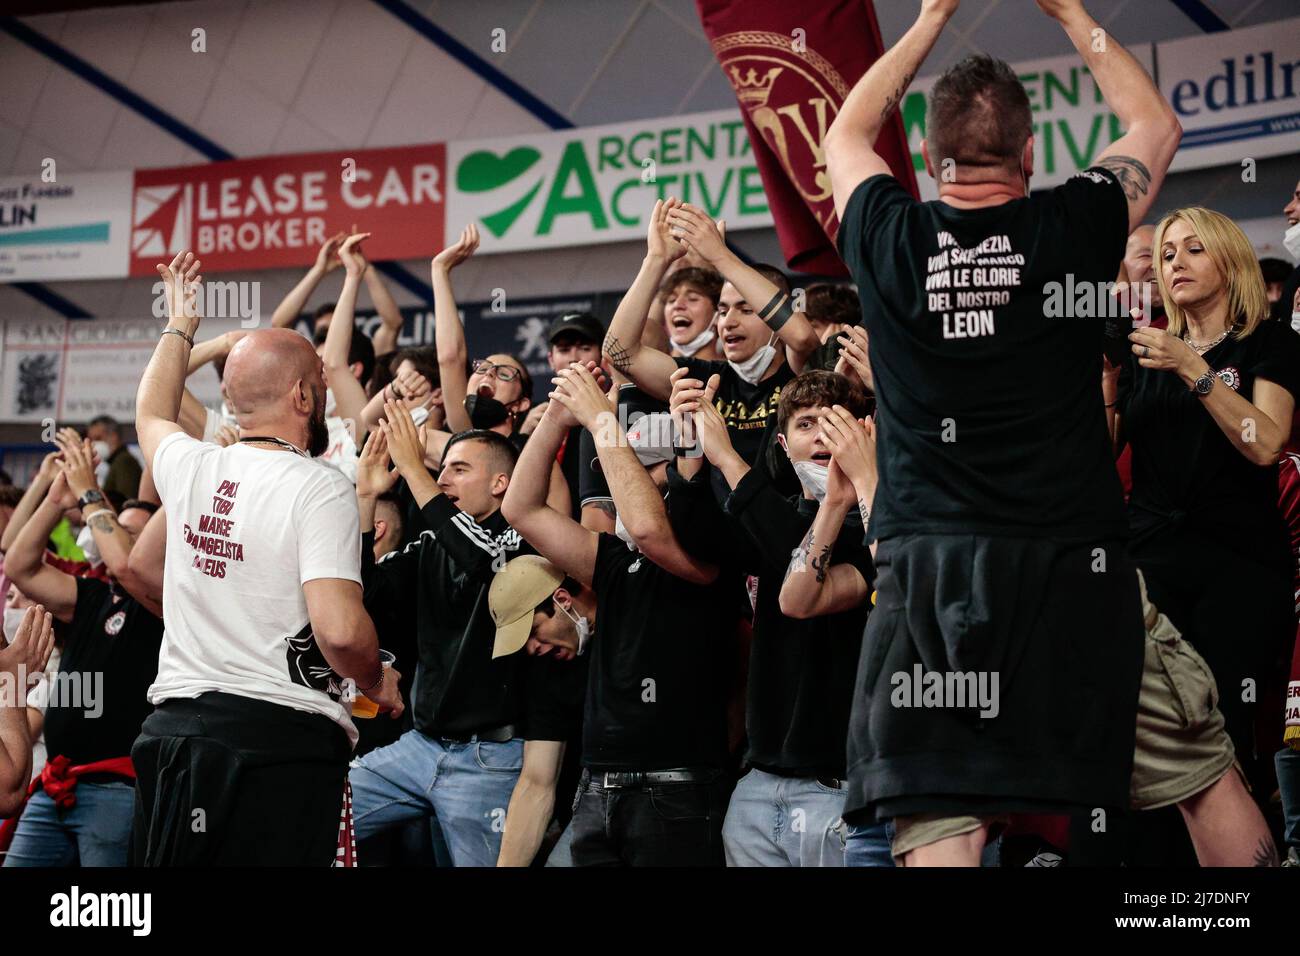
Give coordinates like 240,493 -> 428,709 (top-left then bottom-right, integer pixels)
77,489 -> 105,507
1190,368 -> 1216,396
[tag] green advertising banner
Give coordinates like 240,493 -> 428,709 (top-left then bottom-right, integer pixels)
446,109 -> 773,254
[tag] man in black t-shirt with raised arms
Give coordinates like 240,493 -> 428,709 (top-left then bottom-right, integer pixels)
824,0 -> 1181,866
503,363 -> 733,866
349,410 -> 584,867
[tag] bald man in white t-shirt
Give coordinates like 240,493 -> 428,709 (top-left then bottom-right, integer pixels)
129,253 -> 403,866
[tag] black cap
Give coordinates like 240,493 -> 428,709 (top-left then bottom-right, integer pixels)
547,311 -> 605,346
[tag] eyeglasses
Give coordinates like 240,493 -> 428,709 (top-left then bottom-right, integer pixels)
471,360 -> 521,383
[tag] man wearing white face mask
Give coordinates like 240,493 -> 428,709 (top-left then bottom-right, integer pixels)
668,368 -> 875,867
603,199 -> 821,506
86,417 -> 142,510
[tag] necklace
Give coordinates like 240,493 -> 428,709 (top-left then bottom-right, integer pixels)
238,436 -> 308,458
1183,329 -> 1228,353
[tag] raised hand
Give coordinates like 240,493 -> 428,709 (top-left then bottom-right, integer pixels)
379,400 -> 428,478
35,450 -> 63,485
338,231 -> 371,279
665,203 -> 728,266
692,374 -> 737,467
0,605 -> 55,691
155,251 -> 203,324
825,454 -> 856,507
667,365 -> 706,451
834,325 -> 872,391
550,363 -> 615,432
213,424 -> 240,448
356,429 -> 400,498
45,469 -> 78,511
55,437 -> 101,500
647,198 -> 688,264
316,231 -> 348,274
388,365 -> 432,406
819,405 -> 877,495
432,223 -> 480,274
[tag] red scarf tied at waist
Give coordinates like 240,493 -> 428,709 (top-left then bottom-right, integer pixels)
0,755 -> 135,853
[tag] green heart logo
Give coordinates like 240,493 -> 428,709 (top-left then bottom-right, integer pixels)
457,147 -> 541,193
457,147 -> 545,238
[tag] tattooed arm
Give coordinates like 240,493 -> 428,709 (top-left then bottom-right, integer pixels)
777,496 -> 870,619
1048,2 -> 1180,230
825,1 -> 956,218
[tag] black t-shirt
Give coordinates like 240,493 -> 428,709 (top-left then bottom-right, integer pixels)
362,498 -> 583,740
43,577 -> 163,767
1119,318 -> 1300,565
582,533 -> 730,771
720,469 -> 873,777
578,384 -> 667,512
675,356 -> 796,504
837,170 -> 1130,541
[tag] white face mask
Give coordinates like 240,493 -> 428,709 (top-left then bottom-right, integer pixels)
674,327 -> 716,358
792,460 -> 829,503
324,386 -> 337,418
76,525 -> 103,568
3,607 -> 25,644
729,333 -> 777,385
1283,221 -> 1300,261
92,440 -> 112,462
556,601 -> 592,657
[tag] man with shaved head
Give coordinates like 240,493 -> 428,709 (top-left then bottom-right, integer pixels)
129,253 -> 402,866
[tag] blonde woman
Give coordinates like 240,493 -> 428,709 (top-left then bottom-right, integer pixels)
1112,207 -> 1300,802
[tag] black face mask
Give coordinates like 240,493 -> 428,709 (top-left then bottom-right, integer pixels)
464,393 -> 511,430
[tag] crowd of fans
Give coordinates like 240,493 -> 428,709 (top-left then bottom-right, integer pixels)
0,0 -> 1298,869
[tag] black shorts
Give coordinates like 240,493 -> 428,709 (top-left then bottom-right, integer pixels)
843,534 -> 1145,824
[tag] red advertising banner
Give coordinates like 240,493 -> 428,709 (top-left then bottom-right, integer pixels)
128,145 -> 445,276
696,0 -> 918,276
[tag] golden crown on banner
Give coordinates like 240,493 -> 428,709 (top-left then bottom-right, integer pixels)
727,65 -> 784,109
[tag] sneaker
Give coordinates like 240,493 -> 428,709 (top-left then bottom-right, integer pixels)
1025,850 -> 1063,867
1283,848 -> 1299,868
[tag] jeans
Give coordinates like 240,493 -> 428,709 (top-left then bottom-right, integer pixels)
1277,747 -> 1300,851
844,820 -> 897,867
721,768 -> 847,866
2,781 -> 135,867
349,729 -> 523,867
568,769 -> 727,866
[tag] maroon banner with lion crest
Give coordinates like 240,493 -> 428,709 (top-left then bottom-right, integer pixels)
696,0 -> 918,276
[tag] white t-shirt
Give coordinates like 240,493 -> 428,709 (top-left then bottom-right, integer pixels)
320,415 -> 358,484
149,431 -> 362,746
